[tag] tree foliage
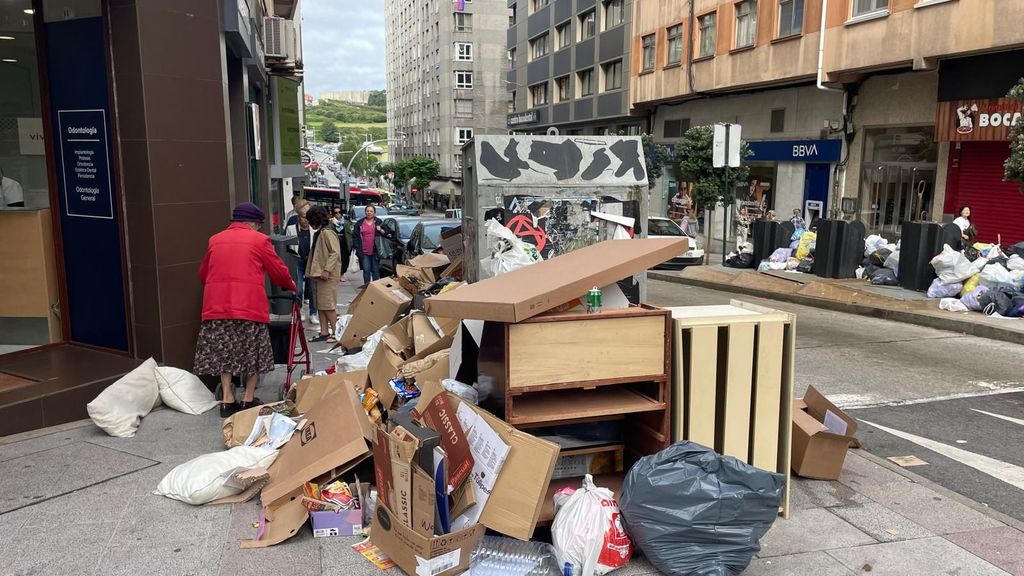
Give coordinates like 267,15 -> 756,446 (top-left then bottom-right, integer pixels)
367,90 -> 387,108
676,125 -> 751,209
306,99 -> 386,124
398,157 -> 440,192
642,133 -> 673,190
336,134 -> 382,176
1005,78 -> 1024,189
321,121 -> 340,143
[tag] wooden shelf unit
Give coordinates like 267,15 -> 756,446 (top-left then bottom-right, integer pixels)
477,305 -> 673,527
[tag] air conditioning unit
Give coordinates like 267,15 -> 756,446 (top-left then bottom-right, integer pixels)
264,16 -> 286,58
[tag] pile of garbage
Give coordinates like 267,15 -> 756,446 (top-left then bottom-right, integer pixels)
745,226 -> 817,273
929,241 -> 1024,317
855,234 -> 901,286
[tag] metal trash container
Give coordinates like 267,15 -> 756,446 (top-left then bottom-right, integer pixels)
752,220 -> 795,267
268,234 -> 299,316
898,222 -> 946,291
815,220 -> 866,279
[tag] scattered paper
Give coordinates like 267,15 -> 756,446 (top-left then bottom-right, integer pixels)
823,410 -> 849,436
352,538 -> 396,571
888,455 -> 928,467
243,413 -> 298,450
451,403 -> 510,531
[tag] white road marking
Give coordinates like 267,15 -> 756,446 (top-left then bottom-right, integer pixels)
838,387 -> 1024,410
972,409 -> 1024,428
861,420 -> 1024,492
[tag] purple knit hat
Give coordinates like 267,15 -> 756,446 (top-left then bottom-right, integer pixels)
231,202 -> 265,223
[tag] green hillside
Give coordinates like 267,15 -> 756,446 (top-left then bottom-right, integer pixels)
306,99 -> 386,124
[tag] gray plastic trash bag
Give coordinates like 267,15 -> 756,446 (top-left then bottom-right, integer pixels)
619,442 -> 785,576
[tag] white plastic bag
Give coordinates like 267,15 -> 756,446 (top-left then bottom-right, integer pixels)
552,474 -> 633,576
927,278 -> 962,299
855,266 -> 865,280
334,314 -> 352,340
865,235 -> 888,257
1007,255 -> 1024,271
980,263 -> 1012,287
930,244 -> 986,284
883,250 -> 900,272
940,298 -> 969,313
335,326 -> 386,372
479,219 -> 542,279
441,378 -> 479,405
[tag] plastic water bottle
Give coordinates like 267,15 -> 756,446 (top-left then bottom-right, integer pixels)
468,536 -> 562,576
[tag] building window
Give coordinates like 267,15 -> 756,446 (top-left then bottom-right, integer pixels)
455,42 -> 473,61
509,92 -> 517,113
531,0 -> 550,13
510,3 -> 517,26
770,108 -> 785,133
735,0 -> 757,48
555,75 -> 570,102
455,98 -> 473,117
664,118 -> 691,138
454,12 -> 473,31
530,32 -> 550,60
852,0 -> 887,17
578,68 -> 594,97
455,127 -> 474,145
778,0 -> 803,37
556,21 -> 571,49
455,70 -> 474,88
454,154 -> 463,173
667,24 -> 683,66
621,124 -> 642,135
641,34 -> 656,72
530,82 -> 549,107
601,59 -> 622,92
603,0 -> 624,29
698,12 -> 717,58
579,10 -> 596,40
509,48 -> 517,66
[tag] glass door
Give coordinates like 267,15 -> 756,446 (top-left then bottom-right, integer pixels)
862,163 -> 936,236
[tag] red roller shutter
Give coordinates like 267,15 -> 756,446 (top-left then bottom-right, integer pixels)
955,142 -> 1024,245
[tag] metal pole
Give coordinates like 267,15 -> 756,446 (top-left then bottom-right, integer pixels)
721,125 -> 730,265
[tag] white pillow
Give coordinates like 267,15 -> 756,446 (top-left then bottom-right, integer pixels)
156,366 -> 218,415
154,446 -> 279,505
86,357 -> 160,437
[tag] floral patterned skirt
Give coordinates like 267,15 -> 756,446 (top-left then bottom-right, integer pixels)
193,320 -> 274,376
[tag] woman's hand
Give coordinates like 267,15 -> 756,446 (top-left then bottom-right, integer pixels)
376,226 -> 384,234
320,271 -> 330,280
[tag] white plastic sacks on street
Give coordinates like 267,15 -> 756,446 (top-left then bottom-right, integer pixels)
865,234 -> 888,257
930,244 -> 987,285
335,326 -> 386,372
551,474 -> 633,576
479,218 -> 543,278
960,285 -> 990,311
980,263 -> 1012,288
927,278 -> 962,299
940,298 -> 969,313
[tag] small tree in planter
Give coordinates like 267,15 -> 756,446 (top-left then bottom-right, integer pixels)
1005,78 -> 1024,189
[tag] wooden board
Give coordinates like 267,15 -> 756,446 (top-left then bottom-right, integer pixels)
720,324 -> 755,460
508,315 -> 665,388
751,321 -> 784,470
509,387 -> 664,426
685,325 -> 719,448
0,210 -> 57,318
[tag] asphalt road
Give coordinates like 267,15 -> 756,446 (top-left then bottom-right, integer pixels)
311,149 -> 340,187
646,279 -> 1024,523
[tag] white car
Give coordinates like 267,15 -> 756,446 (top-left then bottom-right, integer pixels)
647,217 -> 704,269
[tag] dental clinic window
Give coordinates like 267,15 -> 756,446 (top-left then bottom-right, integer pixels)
778,0 -> 803,37
735,0 -> 757,48
853,0 -> 887,17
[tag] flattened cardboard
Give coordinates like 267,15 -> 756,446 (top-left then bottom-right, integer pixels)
413,384 -> 472,491
412,313 -> 459,356
416,381 -> 559,540
205,468 -> 270,506
294,371 -> 368,415
425,238 -> 687,322
409,253 -> 451,281
341,279 -> 413,348
223,402 -> 285,448
241,487 -> 311,548
396,264 -> 434,295
411,466 -> 436,537
381,316 -> 415,357
370,504 -> 484,576
260,384 -> 374,506
791,386 -> 858,480
368,346 -> 406,411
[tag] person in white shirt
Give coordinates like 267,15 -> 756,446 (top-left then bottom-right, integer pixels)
0,167 -> 25,208
952,205 -> 976,243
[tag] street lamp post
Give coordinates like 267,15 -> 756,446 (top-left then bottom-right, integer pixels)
344,133 -> 406,210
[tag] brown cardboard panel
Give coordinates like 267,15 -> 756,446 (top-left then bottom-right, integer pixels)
370,505 -> 484,576
294,371 -> 368,415
260,384 -> 373,506
341,279 -> 413,347
425,239 -> 687,322
222,402 -> 285,448
412,313 -> 457,356
368,346 -> 405,411
416,381 -> 559,540
790,386 -> 858,480
411,467 -> 436,537
381,316 -> 415,357
240,487 -> 310,548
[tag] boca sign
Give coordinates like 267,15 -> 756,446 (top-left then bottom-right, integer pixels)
936,98 -> 1023,142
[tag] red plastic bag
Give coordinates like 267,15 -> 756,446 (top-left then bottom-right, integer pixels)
552,474 -> 633,576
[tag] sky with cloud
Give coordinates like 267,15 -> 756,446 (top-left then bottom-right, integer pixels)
301,0 -> 386,98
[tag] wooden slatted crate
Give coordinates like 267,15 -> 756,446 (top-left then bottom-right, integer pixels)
667,300 -> 795,517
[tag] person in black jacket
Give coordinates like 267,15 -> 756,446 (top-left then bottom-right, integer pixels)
351,204 -> 394,284
285,200 -> 318,326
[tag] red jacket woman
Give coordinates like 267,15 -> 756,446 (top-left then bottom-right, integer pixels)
194,202 -> 296,417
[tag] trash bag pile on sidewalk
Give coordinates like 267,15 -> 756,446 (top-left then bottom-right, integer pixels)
930,242 -> 1024,318
854,234 -> 902,286
754,226 -> 817,273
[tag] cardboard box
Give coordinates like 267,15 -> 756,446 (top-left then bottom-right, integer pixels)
411,313 -> 460,357
341,279 -> 414,348
396,264 -> 434,296
791,386 -> 858,480
370,504 -> 484,576
425,238 -> 687,323
222,402 -> 285,448
294,370 -> 368,414
310,509 -> 363,537
409,253 -> 451,282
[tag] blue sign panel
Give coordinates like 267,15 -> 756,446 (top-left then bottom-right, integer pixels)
58,109 -> 114,219
747,139 -> 842,163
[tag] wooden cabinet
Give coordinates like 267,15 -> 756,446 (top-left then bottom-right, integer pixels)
0,209 -> 61,344
476,305 -> 672,524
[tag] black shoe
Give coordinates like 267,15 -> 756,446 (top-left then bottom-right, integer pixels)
220,402 -> 241,418
239,398 -> 263,410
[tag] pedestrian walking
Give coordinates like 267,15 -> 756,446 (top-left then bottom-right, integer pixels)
352,204 -> 393,284
194,202 -> 296,418
306,205 -> 342,343
285,199 -> 319,327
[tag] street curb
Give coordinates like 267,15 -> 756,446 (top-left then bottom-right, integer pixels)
648,271 -> 1024,346
851,449 -> 1024,533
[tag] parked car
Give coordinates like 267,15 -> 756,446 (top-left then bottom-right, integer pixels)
444,208 -> 463,219
407,219 -> 460,258
647,217 -> 704,269
379,216 -> 432,276
388,203 -> 421,216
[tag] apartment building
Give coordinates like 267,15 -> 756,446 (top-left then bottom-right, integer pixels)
319,91 -> 372,104
385,0 -> 510,205
507,0 -> 641,135
631,0 -> 1024,244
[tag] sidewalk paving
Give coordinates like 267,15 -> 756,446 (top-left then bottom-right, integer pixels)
3,269 -> 1024,575
650,265 -> 1024,346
